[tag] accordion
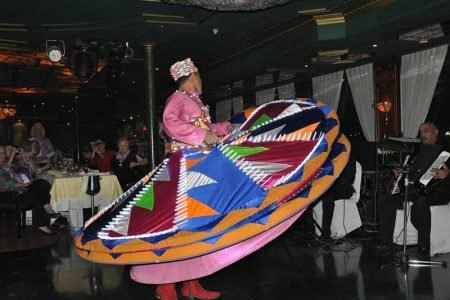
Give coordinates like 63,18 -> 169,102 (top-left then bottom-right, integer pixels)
391,144 -> 449,195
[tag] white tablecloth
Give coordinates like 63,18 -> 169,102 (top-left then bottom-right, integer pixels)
50,174 -> 123,228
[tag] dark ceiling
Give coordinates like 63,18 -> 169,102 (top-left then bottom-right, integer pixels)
0,0 -> 449,110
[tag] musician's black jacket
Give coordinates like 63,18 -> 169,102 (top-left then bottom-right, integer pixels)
408,141 -> 450,192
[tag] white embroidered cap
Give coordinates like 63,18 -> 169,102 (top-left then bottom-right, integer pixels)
170,58 -> 198,81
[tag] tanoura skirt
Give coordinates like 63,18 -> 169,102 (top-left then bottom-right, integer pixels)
74,99 -> 351,283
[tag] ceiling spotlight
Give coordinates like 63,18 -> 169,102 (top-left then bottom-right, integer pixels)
304,64 -> 309,68
46,40 -> 65,63
372,43 -> 378,48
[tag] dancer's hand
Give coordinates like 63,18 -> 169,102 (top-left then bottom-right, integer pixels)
204,131 -> 218,145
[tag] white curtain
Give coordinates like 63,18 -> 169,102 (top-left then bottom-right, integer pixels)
346,63 -> 376,142
215,99 -> 232,122
232,96 -> 243,114
400,45 -> 448,137
255,74 -> 276,106
278,72 -> 295,82
312,71 -> 344,111
216,96 -> 243,121
277,72 -> 295,99
277,83 -> 295,99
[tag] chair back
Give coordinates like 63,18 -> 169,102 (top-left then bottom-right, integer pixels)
349,161 -> 362,201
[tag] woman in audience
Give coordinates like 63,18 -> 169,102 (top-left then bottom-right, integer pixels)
0,144 -> 57,235
13,141 -> 60,216
88,139 -> 115,172
29,122 -> 54,172
111,137 -> 148,190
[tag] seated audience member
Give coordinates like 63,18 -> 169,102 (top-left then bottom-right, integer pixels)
81,145 -> 92,162
0,144 -> 58,235
318,156 -> 356,240
4,142 -> 19,168
12,141 -> 59,214
80,144 -> 95,169
11,141 -> 40,180
111,137 -> 148,190
377,122 -> 450,257
29,122 -> 55,169
88,139 -> 115,172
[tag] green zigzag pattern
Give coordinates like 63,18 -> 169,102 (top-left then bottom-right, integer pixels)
134,183 -> 154,211
227,145 -> 268,158
250,113 -> 272,130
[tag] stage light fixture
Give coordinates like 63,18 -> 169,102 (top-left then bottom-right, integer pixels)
46,40 -> 65,63
70,47 -> 99,82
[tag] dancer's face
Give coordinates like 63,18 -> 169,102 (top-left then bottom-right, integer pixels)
191,72 -> 202,95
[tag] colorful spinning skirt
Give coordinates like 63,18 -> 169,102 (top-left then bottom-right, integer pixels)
74,99 -> 351,283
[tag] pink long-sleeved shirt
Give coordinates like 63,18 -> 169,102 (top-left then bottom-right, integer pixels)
163,90 -> 229,146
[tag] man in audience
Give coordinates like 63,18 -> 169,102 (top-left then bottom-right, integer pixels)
377,122 -> 450,257
88,139 -> 115,172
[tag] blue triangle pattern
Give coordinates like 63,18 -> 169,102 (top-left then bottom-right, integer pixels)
310,140 -> 329,160
283,164 -> 304,185
81,232 -> 99,246
101,238 -> 129,250
317,164 -> 334,179
324,118 -> 338,132
329,141 -> 346,159
318,105 -> 332,117
152,248 -> 168,257
202,235 -> 222,245
187,149 -> 266,214
110,253 -> 122,259
297,185 -> 312,198
252,213 -> 270,225
140,232 -> 176,245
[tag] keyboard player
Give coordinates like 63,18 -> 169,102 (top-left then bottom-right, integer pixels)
376,122 -> 450,258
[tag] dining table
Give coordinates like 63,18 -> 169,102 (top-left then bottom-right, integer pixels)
48,171 -> 123,229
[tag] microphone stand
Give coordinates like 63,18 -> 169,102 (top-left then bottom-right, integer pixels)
380,153 -> 446,299
383,160 -> 447,270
